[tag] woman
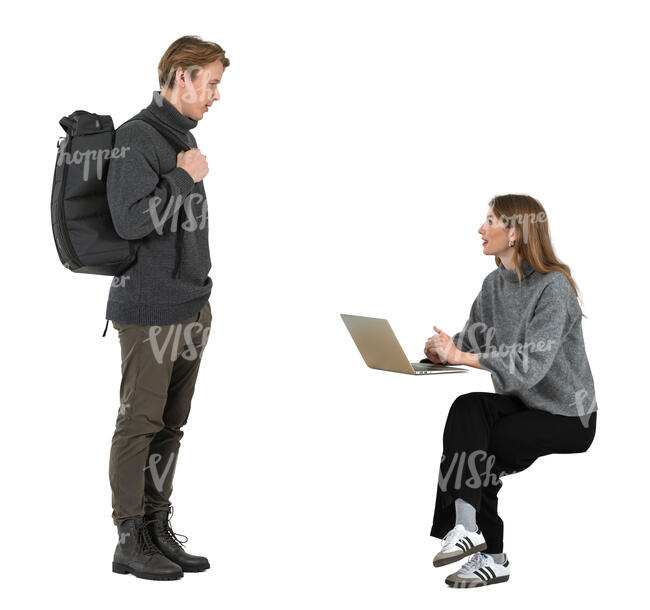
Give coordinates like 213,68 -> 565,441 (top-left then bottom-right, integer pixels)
423,194 -> 597,588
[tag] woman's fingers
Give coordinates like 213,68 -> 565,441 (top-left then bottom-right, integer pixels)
433,325 -> 450,338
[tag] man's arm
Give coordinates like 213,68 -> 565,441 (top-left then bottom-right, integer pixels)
107,124 -> 195,240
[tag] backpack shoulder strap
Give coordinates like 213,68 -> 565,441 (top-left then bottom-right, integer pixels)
121,113 -> 191,153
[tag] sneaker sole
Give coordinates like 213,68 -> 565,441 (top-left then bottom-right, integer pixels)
433,542 -> 487,567
112,562 -> 184,581
445,575 -> 509,588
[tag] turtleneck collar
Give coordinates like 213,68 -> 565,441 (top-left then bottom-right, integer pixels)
498,259 -> 536,283
146,90 -> 198,134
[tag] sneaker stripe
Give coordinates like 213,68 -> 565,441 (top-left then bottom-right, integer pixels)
503,560 -> 509,567
463,536 -> 472,548
473,570 -> 487,581
456,539 -> 469,552
485,566 -> 496,579
478,568 -> 491,580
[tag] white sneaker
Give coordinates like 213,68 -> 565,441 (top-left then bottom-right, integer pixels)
433,524 -> 487,567
445,552 -> 510,588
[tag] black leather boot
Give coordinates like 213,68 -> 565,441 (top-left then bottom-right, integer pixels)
146,507 -> 210,572
113,517 -> 184,580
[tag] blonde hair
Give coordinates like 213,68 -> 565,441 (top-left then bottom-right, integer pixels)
158,35 -> 229,89
489,194 -> 584,311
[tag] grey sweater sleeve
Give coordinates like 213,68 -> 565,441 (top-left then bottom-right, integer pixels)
107,123 -> 195,240
477,275 -> 573,392
452,291 -> 486,353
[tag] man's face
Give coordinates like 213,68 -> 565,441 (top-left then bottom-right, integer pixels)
175,60 -> 224,120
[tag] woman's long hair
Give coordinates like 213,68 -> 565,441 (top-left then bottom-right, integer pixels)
490,194 -> 582,307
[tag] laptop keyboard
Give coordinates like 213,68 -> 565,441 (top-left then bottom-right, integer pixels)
412,363 -> 445,371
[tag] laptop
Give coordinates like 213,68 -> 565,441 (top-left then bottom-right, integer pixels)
340,314 -> 467,375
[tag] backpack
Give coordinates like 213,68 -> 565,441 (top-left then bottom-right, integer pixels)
51,110 -> 191,275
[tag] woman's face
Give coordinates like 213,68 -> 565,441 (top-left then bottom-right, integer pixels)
478,207 -> 514,256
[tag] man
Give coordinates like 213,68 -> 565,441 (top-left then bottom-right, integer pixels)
105,35 -> 229,581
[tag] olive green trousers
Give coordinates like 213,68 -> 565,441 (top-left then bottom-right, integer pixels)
109,301 -> 212,525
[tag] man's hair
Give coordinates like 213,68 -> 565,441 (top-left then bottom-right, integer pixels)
158,35 -> 230,89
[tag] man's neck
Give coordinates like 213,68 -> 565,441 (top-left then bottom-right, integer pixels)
161,88 -> 185,117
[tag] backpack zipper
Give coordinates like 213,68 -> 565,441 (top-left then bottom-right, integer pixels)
52,136 -> 82,268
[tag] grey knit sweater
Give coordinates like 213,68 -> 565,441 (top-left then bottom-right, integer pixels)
105,91 -> 211,325
452,260 -> 598,417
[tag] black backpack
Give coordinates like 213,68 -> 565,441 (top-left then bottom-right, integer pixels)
51,110 -> 190,275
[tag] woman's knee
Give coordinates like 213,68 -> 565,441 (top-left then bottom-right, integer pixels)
449,392 -> 483,416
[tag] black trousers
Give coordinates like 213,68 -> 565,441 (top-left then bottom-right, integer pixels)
430,392 -> 597,553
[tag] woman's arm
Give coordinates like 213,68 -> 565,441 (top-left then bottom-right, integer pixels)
477,276 -> 573,390
458,352 -> 485,370
424,290 -> 486,361
429,276 -> 572,382
426,328 -> 486,369
452,291 -> 486,353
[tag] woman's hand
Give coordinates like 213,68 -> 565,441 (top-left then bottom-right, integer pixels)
425,326 -> 463,365
423,344 -> 443,363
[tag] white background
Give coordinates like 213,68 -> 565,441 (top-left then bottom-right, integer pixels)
1,0 -> 648,607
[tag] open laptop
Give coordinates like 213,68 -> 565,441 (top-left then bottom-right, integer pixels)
340,314 -> 467,375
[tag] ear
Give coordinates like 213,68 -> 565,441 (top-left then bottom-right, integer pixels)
175,68 -> 186,88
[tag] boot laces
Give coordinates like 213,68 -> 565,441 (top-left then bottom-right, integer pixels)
137,519 -> 162,556
159,506 -> 189,549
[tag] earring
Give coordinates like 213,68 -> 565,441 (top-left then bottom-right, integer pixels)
509,239 -> 515,247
